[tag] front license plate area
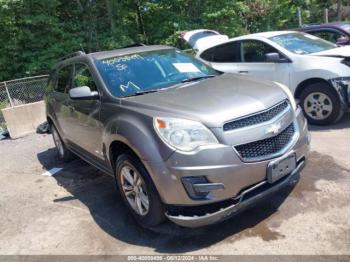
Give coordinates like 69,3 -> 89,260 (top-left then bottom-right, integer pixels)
267,153 -> 296,184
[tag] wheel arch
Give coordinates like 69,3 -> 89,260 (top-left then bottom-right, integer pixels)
46,115 -> 58,134
46,114 -> 61,132
108,139 -> 166,206
108,140 -> 141,173
294,78 -> 331,99
46,116 -> 53,125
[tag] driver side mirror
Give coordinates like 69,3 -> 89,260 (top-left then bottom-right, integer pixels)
265,52 -> 290,63
69,86 -> 99,100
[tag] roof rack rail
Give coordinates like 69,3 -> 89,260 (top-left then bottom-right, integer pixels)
59,51 -> 85,61
122,43 -> 146,48
302,23 -> 321,27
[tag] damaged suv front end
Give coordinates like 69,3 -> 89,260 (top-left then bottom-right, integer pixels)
161,102 -> 309,227
144,94 -> 309,227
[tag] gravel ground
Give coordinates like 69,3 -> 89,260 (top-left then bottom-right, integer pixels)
0,114 -> 349,255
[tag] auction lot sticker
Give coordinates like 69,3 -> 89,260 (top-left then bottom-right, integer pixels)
173,63 -> 201,73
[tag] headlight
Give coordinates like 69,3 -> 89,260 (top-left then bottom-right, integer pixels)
274,82 -> 297,110
154,117 -> 218,152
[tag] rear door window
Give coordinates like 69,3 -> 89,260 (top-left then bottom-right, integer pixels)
201,42 -> 240,63
240,40 -> 279,62
56,65 -> 72,93
47,71 -> 57,93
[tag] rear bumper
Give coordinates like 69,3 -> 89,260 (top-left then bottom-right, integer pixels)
165,159 -> 305,228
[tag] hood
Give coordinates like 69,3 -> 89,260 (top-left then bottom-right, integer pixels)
123,74 -> 288,127
310,45 -> 350,58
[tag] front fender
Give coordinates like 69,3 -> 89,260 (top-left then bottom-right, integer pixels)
294,69 -> 339,89
103,112 -> 174,164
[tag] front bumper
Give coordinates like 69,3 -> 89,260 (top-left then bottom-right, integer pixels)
165,158 -> 305,228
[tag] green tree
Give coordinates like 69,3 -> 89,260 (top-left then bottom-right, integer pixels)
0,0 -> 345,82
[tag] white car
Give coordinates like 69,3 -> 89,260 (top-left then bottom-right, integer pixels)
182,29 -> 350,125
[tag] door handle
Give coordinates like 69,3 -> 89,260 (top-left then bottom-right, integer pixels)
238,70 -> 249,74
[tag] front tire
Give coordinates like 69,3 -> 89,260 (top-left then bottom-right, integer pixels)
300,82 -> 344,125
115,153 -> 166,228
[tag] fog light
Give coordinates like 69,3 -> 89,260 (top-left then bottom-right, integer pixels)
181,176 -> 224,200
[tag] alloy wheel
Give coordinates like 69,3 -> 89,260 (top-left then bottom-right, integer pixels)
120,165 -> 150,216
303,92 -> 333,120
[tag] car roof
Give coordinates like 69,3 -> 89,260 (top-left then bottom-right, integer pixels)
302,22 -> 350,29
190,30 -> 302,54
56,45 -> 175,67
229,30 -> 299,41
88,45 -> 174,60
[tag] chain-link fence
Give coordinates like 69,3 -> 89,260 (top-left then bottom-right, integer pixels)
0,75 -> 49,128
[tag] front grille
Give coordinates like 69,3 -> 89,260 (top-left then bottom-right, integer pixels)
223,100 -> 289,131
235,123 -> 295,160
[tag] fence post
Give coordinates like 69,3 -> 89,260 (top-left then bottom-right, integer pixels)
4,81 -> 14,108
297,7 -> 302,27
324,8 -> 329,23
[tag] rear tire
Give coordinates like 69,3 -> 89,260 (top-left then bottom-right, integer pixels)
300,82 -> 344,125
115,153 -> 166,228
51,124 -> 75,162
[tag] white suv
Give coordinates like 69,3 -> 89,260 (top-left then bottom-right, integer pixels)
182,29 -> 350,125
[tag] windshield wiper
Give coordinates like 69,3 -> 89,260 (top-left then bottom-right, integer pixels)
122,89 -> 160,97
124,76 -> 216,97
133,89 -> 159,96
181,75 -> 216,83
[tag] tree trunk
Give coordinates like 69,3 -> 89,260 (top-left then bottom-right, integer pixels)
135,0 -> 147,43
106,0 -> 116,35
75,0 -> 84,11
337,0 -> 342,21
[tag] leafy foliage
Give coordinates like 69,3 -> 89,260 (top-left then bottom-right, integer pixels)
0,0 -> 346,81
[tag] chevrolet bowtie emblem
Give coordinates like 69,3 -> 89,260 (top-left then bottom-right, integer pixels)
265,122 -> 282,135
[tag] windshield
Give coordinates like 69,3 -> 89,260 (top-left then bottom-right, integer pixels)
95,49 -> 219,97
269,32 -> 337,54
339,23 -> 350,32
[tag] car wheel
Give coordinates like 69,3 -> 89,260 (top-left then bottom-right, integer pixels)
51,124 -> 75,162
300,83 -> 344,125
115,153 -> 166,228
